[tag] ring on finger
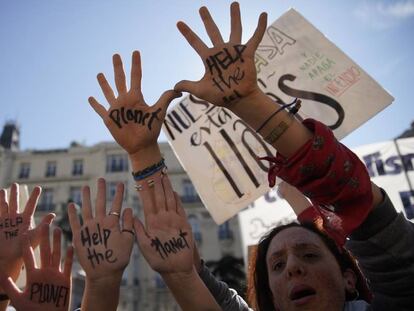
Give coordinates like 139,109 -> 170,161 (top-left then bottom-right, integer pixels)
122,229 -> 135,236
108,211 -> 121,217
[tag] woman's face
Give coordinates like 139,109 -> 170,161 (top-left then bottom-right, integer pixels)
265,227 -> 354,311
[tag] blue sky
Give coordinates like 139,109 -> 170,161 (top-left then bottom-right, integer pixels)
1,0 -> 413,150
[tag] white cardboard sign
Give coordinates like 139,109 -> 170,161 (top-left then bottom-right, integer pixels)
163,9 -> 394,224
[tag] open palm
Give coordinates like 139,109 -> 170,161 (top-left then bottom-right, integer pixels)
175,2 -> 267,108
89,51 -> 181,156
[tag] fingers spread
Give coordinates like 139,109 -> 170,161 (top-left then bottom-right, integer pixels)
161,176 -> 176,213
88,96 -> 108,120
174,192 -> 187,218
246,12 -> 267,54
156,90 -> 182,113
95,178 -> 107,218
23,186 -> 41,219
230,2 -> 242,43
22,234 -> 36,272
199,6 -> 225,46
81,185 -> 93,221
8,183 -> 18,217
67,203 -> 81,232
97,73 -> 116,106
110,182 -> 124,218
113,54 -> 127,95
130,50 -> 142,92
121,208 -> 135,240
177,21 -> 208,57
133,217 -> 149,245
0,189 -> 8,217
51,227 -> 62,270
63,246 -> 74,278
39,224 -> 51,268
174,80 -> 200,97
28,213 -> 56,248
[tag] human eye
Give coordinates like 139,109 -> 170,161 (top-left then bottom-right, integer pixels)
303,252 -> 318,260
272,260 -> 285,271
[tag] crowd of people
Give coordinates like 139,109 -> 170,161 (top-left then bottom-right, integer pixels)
1,2 -> 413,310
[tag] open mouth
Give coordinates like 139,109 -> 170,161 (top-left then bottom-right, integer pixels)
289,286 -> 316,302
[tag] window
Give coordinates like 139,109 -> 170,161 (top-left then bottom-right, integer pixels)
69,186 -> 82,206
181,179 -> 200,203
18,163 -> 30,179
45,161 -> 57,177
106,181 -> 127,201
106,154 -> 128,173
38,188 -> 54,212
218,221 -> 233,241
72,159 -> 83,176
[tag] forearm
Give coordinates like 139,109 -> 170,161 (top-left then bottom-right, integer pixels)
81,276 -> 122,311
162,269 -> 222,311
231,89 -> 313,158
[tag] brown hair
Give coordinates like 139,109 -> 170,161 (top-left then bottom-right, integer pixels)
247,222 -> 371,311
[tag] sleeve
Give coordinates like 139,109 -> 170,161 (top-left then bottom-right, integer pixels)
198,262 -> 253,311
346,190 -> 414,311
261,119 -> 373,245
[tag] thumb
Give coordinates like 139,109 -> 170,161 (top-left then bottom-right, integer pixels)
174,80 -> 200,96
133,217 -> 149,246
155,89 -> 182,112
0,275 -> 21,302
28,213 -> 56,248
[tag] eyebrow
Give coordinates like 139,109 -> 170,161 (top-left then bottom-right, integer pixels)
268,242 -> 321,260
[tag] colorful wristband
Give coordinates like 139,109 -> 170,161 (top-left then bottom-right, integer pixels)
131,158 -> 166,181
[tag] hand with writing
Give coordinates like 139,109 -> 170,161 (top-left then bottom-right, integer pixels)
0,224 -> 73,311
175,2 -> 267,108
89,51 -> 181,161
0,184 -> 55,297
134,173 -> 194,275
68,178 -> 134,311
134,173 -> 221,311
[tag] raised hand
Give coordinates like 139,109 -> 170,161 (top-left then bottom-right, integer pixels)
0,225 -> 73,311
134,173 -> 194,275
0,184 -> 55,288
175,2 -> 267,108
88,51 -> 181,157
68,178 -> 134,281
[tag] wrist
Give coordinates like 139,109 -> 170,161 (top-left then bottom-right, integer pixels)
86,273 -> 123,290
129,144 -> 162,172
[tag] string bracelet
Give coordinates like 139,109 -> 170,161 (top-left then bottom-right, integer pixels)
256,98 -> 300,133
134,166 -> 168,191
264,116 -> 295,144
132,158 -> 166,181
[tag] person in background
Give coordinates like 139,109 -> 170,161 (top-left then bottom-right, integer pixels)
172,2 -> 414,310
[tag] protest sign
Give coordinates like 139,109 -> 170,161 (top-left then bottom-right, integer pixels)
163,9 -> 394,224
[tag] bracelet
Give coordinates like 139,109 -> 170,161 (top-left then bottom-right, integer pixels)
255,98 -> 299,133
0,293 -> 9,301
131,158 -> 166,181
264,116 -> 294,144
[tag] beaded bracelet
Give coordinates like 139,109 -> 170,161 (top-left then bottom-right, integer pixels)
131,158 -> 166,181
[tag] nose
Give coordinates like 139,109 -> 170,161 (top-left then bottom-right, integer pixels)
286,256 -> 306,278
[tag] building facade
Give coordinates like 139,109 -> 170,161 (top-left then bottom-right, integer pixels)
0,123 -> 243,311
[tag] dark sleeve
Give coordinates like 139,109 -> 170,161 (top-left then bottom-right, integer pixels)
346,189 -> 414,311
198,262 -> 253,311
